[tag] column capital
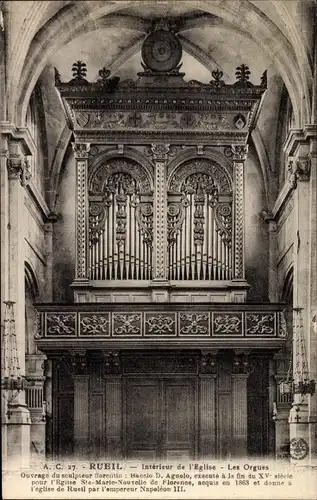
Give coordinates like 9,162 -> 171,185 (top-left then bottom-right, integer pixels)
151,143 -> 170,161
295,156 -> 311,182
232,352 -> 253,375
72,142 -> 90,159
63,350 -> 88,375
7,154 -> 31,187
224,144 -> 248,161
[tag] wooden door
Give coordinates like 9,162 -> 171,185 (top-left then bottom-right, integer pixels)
126,378 -> 195,460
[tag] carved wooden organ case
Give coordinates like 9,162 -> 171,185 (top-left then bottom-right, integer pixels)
56,25 -> 266,300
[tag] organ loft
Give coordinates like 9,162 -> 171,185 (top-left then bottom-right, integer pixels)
1,2 -> 316,468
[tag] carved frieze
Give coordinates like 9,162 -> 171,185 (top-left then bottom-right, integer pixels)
36,308 -> 287,342
71,110 -> 246,133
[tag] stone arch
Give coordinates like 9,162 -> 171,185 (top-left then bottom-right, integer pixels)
11,0 -> 311,128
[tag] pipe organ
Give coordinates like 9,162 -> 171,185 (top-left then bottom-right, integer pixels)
167,159 -> 233,281
40,25 -> 282,462
88,159 -> 153,281
88,156 -> 234,283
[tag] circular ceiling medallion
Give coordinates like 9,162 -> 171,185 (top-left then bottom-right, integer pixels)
142,30 -> 182,72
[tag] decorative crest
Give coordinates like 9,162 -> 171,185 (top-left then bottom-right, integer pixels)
210,68 -> 224,87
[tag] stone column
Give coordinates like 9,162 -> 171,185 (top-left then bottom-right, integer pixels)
308,140 -> 317,461
0,147 -> 9,465
199,352 -> 217,458
4,143 -> 32,469
68,351 -> 89,459
150,144 -> 169,301
231,145 -> 248,281
231,354 -> 250,458
72,143 -> 90,286
285,130 -> 316,464
262,212 -> 279,302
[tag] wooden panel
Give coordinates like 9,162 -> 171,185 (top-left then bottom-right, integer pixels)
56,396 -> 74,458
199,376 -> 216,458
218,393 -> 232,459
90,393 -> 104,458
126,380 -> 159,459
248,358 -> 269,456
164,382 -> 192,445
105,378 -> 122,459
74,375 -> 89,458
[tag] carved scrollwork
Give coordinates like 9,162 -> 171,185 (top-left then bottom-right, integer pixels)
169,159 -> 231,193
89,159 -> 152,194
113,313 -> 142,336
179,313 -> 209,335
215,202 -> 232,246
46,313 -> 76,336
79,313 -> 110,336
144,313 -> 176,336
246,313 -> 275,335
213,314 -> 242,335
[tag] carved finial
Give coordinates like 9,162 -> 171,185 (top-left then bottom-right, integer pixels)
235,64 -> 252,87
261,70 -> 267,88
98,67 -> 111,82
71,60 -> 87,80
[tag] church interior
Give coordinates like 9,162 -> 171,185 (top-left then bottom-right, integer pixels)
0,0 -> 316,468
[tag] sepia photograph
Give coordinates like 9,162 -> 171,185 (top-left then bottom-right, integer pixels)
1,0 -> 316,499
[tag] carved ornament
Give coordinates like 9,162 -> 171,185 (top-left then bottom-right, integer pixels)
7,155 -> 31,187
72,142 -> 90,159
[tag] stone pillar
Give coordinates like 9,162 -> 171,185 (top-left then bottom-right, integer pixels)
308,140 -> 317,462
5,143 -> 31,469
150,144 -> 169,301
273,353 -> 292,460
0,147 -> 9,465
72,143 -> 90,285
43,214 -> 58,301
199,352 -> 217,458
70,351 -> 89,459
231,354 -> 250,458
262,212 -> 279,302
284,129 -> 316,464
225,145 -> 248,283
